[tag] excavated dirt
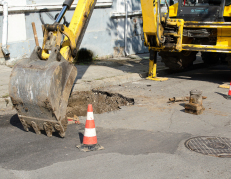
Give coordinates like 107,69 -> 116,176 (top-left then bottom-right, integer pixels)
66,90 -> 134,117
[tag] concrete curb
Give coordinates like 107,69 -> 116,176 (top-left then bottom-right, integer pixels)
73,72 -> 148,92
219,83 -> 230,89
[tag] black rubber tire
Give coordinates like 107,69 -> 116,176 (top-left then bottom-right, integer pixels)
220,53 -> 227,63
159,51 -> 197,71
201,52 -> 220,65
225,54 -> 231,70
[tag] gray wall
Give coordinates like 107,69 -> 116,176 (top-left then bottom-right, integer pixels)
0,0 -> 148,65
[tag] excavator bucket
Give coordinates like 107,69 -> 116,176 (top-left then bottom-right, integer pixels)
9,47 -> 77,137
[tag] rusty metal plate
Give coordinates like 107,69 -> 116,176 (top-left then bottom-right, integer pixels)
185,136 -> 231,158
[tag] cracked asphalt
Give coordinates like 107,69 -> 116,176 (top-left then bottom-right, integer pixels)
0,64 -> 231,179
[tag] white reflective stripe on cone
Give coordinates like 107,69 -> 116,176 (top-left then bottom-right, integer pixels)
87,112 -> 94,120
84,128 -> 96,137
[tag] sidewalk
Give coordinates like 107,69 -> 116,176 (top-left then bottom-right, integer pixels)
0,65 -> 12,110
0,53 -> 169,109
73,53 -> 167,91
73,52 -> 203,92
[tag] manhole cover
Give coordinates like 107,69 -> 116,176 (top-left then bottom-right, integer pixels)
185,136 -> 231,158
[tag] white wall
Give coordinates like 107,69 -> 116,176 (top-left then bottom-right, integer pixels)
5,0 -> 113,6
7,0 -> 26,6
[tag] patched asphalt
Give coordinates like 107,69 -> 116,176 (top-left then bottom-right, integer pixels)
0,64 -> 231,178
0,114 -> 191,171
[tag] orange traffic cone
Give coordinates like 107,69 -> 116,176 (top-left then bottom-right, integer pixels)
227,82 -> 231,100
83,104 -> 97,145
76,104 -> 104,152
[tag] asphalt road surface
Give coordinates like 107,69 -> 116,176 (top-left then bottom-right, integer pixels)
1,64 -> 231,179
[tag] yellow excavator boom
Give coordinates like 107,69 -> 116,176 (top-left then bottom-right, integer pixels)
9,0 -> 96,137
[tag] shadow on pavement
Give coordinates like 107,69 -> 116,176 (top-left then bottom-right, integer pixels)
215,92 -> 228,99
10,114 -> 24,130
79,132 -> 84,144
168,65 -> 231,85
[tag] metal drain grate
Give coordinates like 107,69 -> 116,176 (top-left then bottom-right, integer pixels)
185,136 -> 231,158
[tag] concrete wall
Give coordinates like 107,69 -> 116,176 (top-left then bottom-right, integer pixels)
0,0 -> 148,66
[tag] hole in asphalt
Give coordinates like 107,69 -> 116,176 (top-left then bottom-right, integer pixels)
67,90 -> 135,117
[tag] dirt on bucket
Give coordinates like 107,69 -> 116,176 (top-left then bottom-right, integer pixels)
66,90 -> 135,117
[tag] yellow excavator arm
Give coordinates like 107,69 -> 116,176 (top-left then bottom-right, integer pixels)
41,0 -> 96,62
9,0 -> 96,137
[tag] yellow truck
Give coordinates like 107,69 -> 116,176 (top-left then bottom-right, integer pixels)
141,0 -> 231,80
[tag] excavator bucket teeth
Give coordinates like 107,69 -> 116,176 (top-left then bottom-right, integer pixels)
9,47 -> 77,137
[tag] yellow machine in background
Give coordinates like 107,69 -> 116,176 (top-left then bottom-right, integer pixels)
9,0 -> 96,137
141,0 -> 231,80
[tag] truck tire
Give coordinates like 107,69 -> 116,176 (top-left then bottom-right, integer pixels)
159,51 -> 197,71
225,54 -> 231,69
220,53 -> 227,63
201,52 -> 220,65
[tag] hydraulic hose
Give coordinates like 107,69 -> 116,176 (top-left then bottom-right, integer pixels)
55,0 -> 74,23
55,5 -> 68,23
165,0 -> 169,20
157,0 -> 165,44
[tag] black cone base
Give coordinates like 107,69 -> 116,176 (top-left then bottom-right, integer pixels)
225,95 -> 231,100
76,144 -> 104,152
